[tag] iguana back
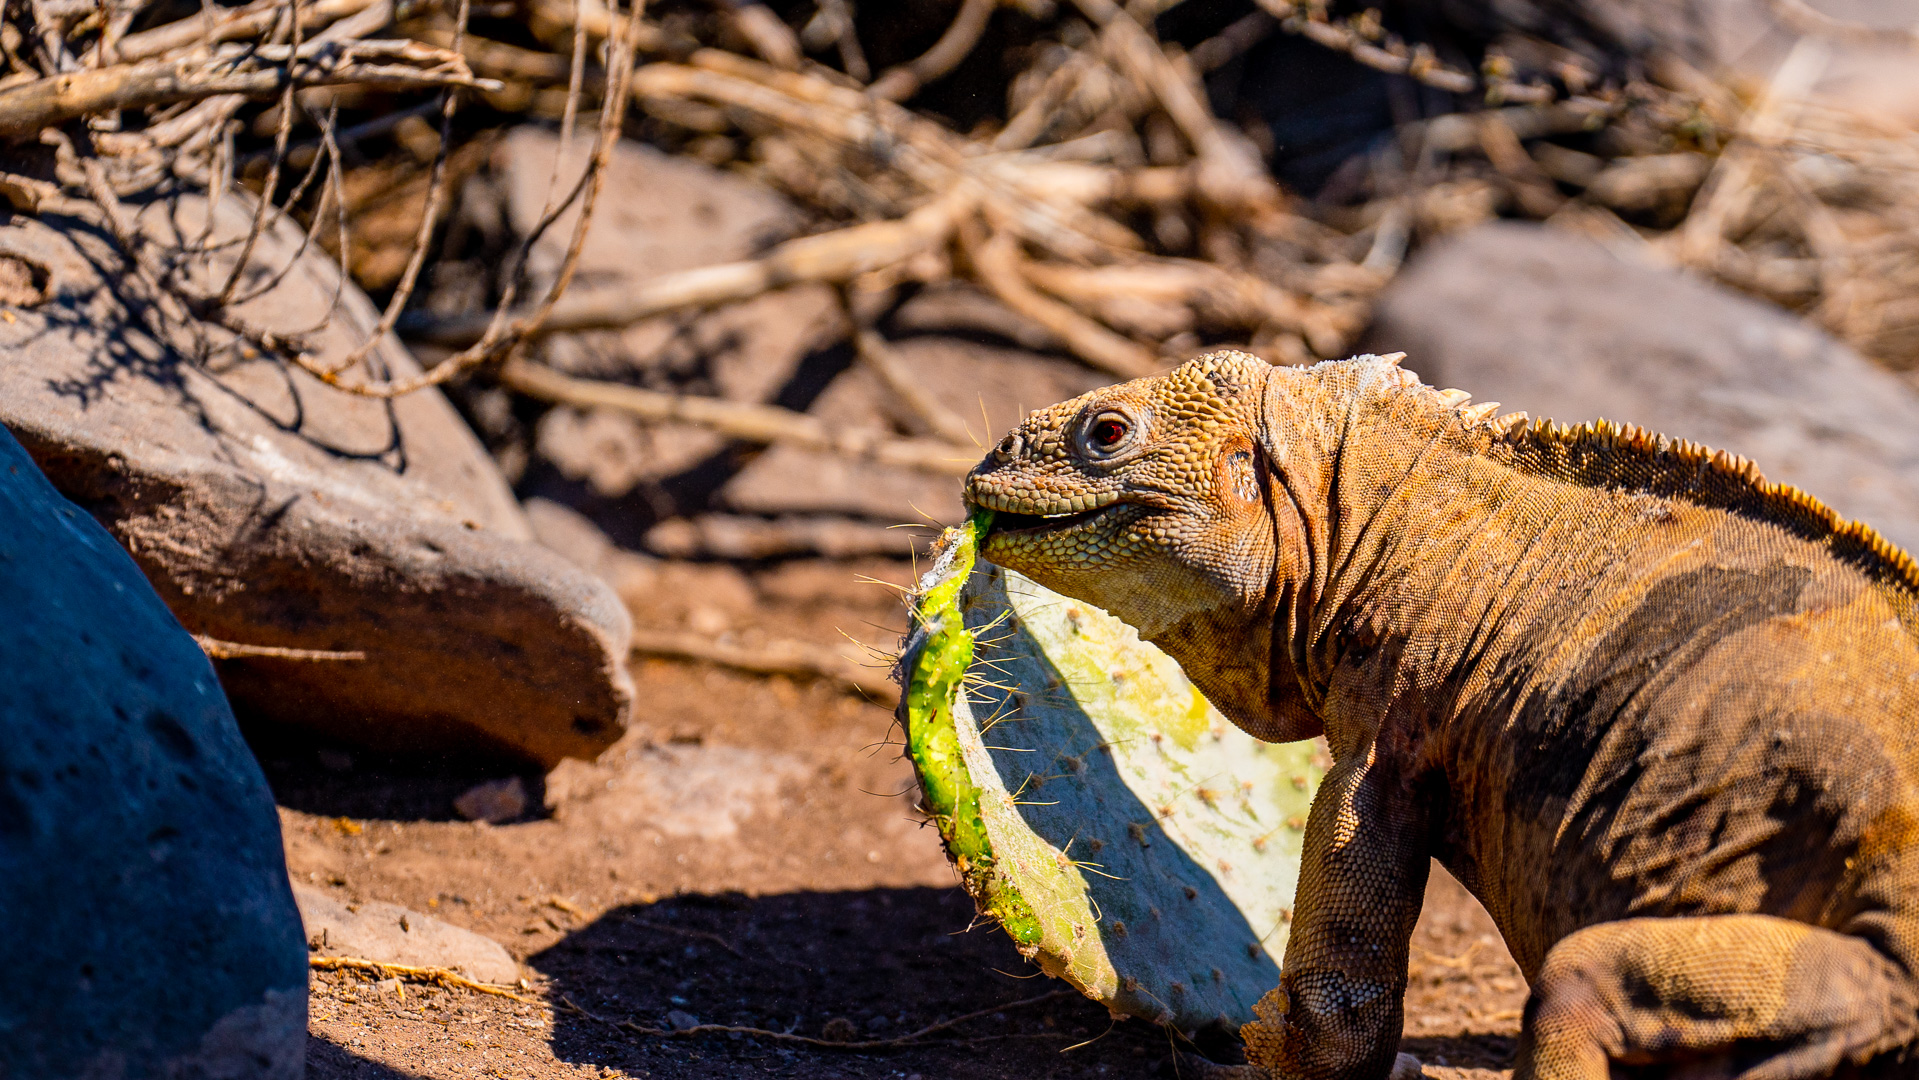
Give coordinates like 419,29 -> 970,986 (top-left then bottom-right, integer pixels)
965,351 -> 1919,1079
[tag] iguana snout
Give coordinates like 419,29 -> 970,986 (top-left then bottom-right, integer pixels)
964,393 -> 1145,565
963,351 -> 1282,646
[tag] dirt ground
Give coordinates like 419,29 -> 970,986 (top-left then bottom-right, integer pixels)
263,555 -> 1529,1080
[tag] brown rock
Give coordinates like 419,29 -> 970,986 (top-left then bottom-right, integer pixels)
0,193 -> 632,768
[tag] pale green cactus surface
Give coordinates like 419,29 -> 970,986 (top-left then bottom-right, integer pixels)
901,513 -> 1326,1036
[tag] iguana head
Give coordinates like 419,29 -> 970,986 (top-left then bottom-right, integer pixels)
966,350 -> 1322,740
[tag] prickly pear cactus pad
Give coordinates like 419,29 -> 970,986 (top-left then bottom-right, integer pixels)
900,514 -> 1326,1036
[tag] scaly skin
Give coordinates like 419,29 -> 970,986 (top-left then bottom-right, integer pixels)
965,350 -> 1919,1080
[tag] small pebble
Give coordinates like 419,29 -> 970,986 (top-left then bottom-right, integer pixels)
454,777 -> 528,824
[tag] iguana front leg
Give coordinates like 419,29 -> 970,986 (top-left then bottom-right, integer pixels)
1242,737 -> 1430,1080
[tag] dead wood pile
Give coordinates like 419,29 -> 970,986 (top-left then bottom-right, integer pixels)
4,0 -> 1918,556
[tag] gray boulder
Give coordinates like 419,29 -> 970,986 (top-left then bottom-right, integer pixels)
0,423 -> 306,1079
1364,221 -> 1919,554
0,192 -> 632,768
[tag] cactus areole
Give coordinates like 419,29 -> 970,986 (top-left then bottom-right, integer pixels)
900,512 -> 1323,1033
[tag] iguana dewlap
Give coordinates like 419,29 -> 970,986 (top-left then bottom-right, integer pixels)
964,351 -> 1919,1080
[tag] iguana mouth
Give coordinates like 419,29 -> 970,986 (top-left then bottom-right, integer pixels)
988,504 -> 1116,534
967,487 -> 1122,536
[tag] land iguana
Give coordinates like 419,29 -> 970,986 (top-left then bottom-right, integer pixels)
963,350 -> 1919,1079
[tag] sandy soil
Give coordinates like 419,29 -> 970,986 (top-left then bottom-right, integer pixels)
266,556 -> 1528,1079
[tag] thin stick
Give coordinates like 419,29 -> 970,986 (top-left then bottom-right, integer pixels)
304,0 -> 474,380
637,56 -> 1131,260
1072,0 -> 1279,216
114,0 -> 376,62
867,0 -> 995,102
713,0 -> 801,70
562,987 -> 1079,1050
216,0 -> 304,306
852,323 -> 976,445
964,225 -> 1161,378
0,44 -> 498,136
407,190 -> 972,344
992,48 -> 1095,152
291,0 -> 643,397
309,956 -> 536,1002
499,358 -> 977,477
1248,0 -> 1558,102
628,626 -> 899,704
195,634 -> 366,661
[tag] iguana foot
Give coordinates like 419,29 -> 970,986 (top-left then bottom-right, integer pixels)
1238,988 -> 1426,1079
1516,915 -> 1918,1080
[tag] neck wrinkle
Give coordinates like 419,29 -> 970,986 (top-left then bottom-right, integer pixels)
1304,395 -> 1475,714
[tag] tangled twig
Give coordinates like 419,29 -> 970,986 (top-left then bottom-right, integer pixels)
0,39 -> 500,137
499,358 -> 976,477
560,987 -> 1079,1050
310,956 -> 538,1003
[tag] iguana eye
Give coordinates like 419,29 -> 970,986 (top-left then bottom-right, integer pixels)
1080,410 -> 1141,458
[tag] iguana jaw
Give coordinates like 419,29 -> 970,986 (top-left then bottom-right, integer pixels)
967,486 -> 1123,536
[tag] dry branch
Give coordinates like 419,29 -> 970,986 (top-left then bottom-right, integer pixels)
525,0 -> 674,53
628,625 -> 899,704
853,325 -> 976,444
993,160 -> 1196,206
1020,256 -> 1366,357
416,26 -> 575,83
408,191 -> 973,344
712,0 -> 802,69
286,0 -> 644,398
1251,0 -> 1562,102
564,988 -> 1079,1051
0,41 -> 498,137
637,53 -> 1137,261
195,635 -> 367,661
115,0 -> 379,62
646,513 -> 923,560
499,359 -> 978,477
965,226 -> 1163,378
1072,0 -> 1279,216
310,956 -> 536,1002
867,0 -> 996,102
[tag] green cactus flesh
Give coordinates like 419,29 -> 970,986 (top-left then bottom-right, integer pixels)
901,515 -> 1325,1036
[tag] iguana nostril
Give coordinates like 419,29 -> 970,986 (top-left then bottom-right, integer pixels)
995,433 -> 1023,462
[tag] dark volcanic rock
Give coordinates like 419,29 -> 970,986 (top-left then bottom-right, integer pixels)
0,424 -> 306,1079
1363,220 -> 1919,553
0,193 -> 632,768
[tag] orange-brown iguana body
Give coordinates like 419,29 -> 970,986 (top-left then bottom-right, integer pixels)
964,351 -> 1919,1079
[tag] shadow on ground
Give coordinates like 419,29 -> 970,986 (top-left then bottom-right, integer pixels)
307,1037 -> 426,1078
532,886 -> 1178,1079
529,887 -> 1519,1079
246,719 -> 547,822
